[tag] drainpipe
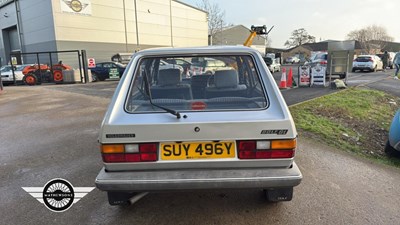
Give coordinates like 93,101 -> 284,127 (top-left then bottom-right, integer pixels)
15,0 -> 24,58
123,0 -> 128,52
170,0 -> 173,47
134,0 -> 140,50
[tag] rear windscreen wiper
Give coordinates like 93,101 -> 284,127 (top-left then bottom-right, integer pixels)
142,69 -> 182,119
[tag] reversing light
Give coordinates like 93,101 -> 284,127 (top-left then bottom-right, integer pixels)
125,144 -> 139,153
256,141 -> 271,149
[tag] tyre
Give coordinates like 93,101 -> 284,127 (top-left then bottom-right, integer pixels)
91,72 -> 98,82
352,68 -> 356,72
107,192 -> 137,206
24,73 -> 38,86
53,70 -> 63,83
385,140 -> 398,156
264,187 -> 293,202
96,73 -> 106,81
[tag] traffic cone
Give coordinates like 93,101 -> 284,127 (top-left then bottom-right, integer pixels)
279,68 -> 287,89
287,67 -> 293,88
292,75 -> 297,87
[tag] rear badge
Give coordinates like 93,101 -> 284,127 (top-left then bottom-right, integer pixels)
106,134 -> 136,138
261,130 -> 288,135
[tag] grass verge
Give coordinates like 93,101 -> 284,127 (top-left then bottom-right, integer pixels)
290,87 -> 400,168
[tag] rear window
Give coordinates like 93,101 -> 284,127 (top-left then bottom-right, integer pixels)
355,56 -> 372,62
314,53 -> 327,60
263,57 -> 273,65
126,55 -> 268,113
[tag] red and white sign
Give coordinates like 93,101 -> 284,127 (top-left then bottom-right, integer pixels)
298,66 -> 311,87
88,58 -> 96,68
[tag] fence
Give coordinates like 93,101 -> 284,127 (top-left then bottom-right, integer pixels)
8,50 -> 87,85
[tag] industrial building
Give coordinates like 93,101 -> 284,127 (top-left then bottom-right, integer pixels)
0,0 -> 208,65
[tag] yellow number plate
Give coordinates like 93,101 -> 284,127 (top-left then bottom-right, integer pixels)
160,141 -> 236,160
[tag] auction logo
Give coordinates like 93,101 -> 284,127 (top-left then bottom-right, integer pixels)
62,0 -> 89,13
22,178 -> 94,212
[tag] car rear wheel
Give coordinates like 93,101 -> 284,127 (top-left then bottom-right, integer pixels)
385,140 -> 398,156
264,187 -> 293,202
107,192 -> 137,206
352,68 -> 356,72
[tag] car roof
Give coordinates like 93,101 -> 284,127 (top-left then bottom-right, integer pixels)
136,46 -> 259,56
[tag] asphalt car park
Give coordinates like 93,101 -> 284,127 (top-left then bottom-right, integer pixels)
1,68 -> 400,225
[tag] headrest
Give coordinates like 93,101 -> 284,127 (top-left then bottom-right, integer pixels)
214,70 -> 238,88
157,69 -> 181,86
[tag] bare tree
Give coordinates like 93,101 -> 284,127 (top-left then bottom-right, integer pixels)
284,28 -> 316,48
196,0 -> 226,45
346,25 -> 394,53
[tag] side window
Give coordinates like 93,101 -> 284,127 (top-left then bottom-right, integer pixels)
96,64 -> 103,68
103,63 -> 112,68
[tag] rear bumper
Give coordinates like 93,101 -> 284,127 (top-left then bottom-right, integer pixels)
353,66 -> 373,70
95,162 -> 302,192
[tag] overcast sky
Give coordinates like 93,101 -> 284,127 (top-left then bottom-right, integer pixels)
180,0 -> 400,48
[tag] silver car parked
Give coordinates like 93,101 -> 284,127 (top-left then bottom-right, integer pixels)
95,46 -> 302,205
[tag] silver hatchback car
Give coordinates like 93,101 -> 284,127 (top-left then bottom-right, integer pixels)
95,46 -> 302,205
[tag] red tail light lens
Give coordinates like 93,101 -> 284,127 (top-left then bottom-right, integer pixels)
239,151 -> 256,159
271,150 -> 295,158
101,143 -> 158,163
141,153 -> 157,161
102,153 -> 125,163
238,141 -> 256,151
139,143 -> 157,153
125,153 -> 141,162
320,61 -> 327,65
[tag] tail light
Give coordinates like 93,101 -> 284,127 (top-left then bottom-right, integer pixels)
369,58 -> 374,62
237,139 -> 296,159
101,143 -> 158,163
320,61 -> 327,65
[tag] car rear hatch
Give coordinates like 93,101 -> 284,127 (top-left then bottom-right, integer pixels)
100,104 -> 296,172
353,56 -> 372,67
99,51 -> 297,172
